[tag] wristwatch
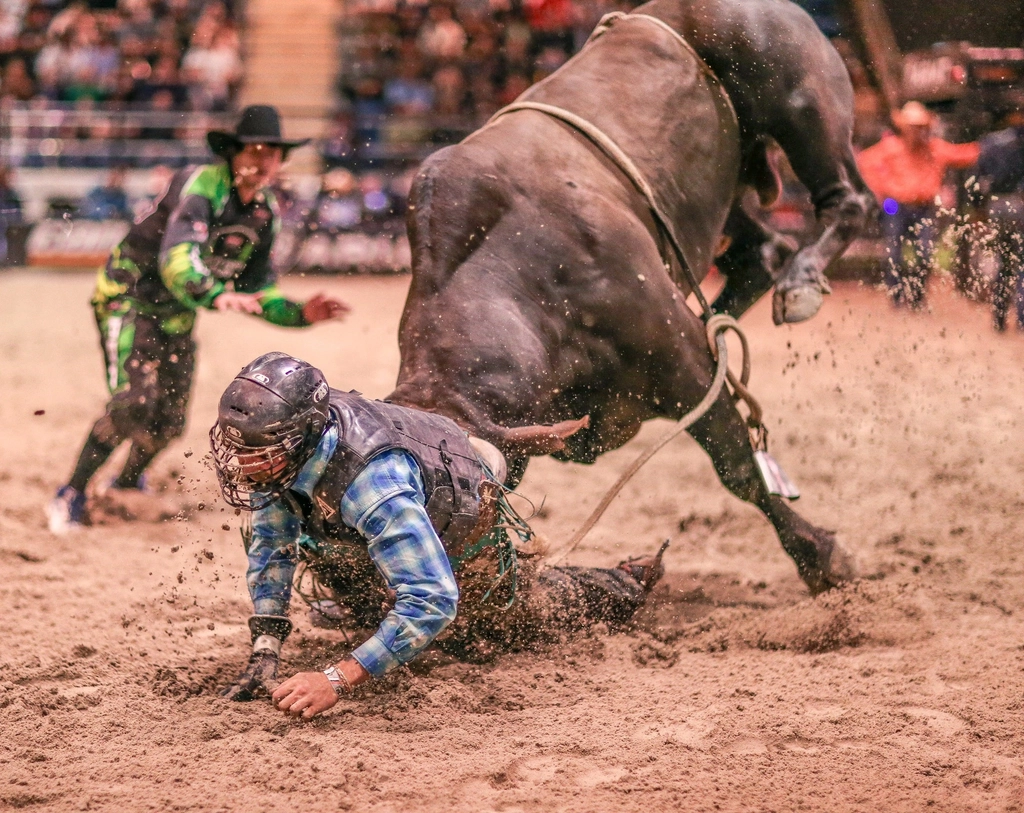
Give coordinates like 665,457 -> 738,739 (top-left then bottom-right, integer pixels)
323,665 -> 351,697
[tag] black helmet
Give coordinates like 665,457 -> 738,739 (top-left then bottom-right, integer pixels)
210,352 -> 330,509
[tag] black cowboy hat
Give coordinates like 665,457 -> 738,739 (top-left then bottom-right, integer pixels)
207,105 -> 309,158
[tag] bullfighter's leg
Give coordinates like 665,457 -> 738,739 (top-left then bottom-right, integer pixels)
686,389 -> 856,593
113,331 -> 196,488
713,198 -> 797,319
768,90 -> 875,325
65,311 -> 165,495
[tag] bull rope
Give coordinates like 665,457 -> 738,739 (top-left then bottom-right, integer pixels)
486,12 -> 739,316
549,314 -> 759,564
482,15 -> 766,562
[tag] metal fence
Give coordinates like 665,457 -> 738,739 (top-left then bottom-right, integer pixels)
0,103 -> 236,168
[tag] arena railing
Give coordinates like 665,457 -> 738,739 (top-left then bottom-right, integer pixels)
0,102 -> 236,168
347,111 -> 482,162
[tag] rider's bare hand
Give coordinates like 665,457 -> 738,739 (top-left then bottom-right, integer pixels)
271,659 -> 369,720
272,672 -> 338,719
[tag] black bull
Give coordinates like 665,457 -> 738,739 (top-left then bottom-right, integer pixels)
388,0 -> 867,593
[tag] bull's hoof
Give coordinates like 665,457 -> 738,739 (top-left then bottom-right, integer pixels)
802,534 -> 858,596
772,284 -> 824,325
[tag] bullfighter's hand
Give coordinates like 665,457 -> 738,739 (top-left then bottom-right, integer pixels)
272,672 -> 339,719
214,291 -> 264,315
302,293 -> 350,324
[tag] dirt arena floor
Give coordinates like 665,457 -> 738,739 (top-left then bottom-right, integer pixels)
2,269 -> 1024,812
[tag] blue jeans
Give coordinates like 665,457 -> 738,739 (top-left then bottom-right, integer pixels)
881,203 -> 935,308
990,224 -> 1024,329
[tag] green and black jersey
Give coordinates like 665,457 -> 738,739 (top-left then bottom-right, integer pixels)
93,163 -> 306,334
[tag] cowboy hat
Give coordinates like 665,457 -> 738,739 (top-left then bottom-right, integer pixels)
895,100 -> 933,129
207,105 -> 309,158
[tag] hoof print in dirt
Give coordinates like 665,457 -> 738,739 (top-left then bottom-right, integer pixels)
632,636 -> 679,668
152,666 -> 219,698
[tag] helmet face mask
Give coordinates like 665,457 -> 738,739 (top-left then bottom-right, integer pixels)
210,353 -> 330,510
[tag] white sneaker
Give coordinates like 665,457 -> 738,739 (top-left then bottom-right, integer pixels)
47,485 -> 87,534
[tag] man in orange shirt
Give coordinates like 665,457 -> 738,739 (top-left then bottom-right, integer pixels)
858,101 -> 979,308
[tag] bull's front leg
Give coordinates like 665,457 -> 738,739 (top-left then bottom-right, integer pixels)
685,388 -> 857,593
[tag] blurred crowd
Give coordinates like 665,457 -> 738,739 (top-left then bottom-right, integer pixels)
855,100 -> 1024,332
337,0 -> 641,150
0,0 -> 242,110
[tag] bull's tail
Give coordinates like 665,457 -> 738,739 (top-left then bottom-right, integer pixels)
494,415 -> 590,457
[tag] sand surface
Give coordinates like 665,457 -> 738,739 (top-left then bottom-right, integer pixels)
2,270 -> 1023,812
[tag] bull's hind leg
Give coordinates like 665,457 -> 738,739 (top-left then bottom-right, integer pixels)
713,199 -> 797,319
686,390 -> 856,594
769,88 -> 875,325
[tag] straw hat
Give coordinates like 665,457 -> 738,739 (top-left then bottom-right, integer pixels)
895,101 -> 933,129
321,168 -> 357,195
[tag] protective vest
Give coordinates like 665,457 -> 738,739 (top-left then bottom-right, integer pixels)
295,390 -> 485,553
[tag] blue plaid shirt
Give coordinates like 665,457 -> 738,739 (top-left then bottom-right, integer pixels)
246,422 -> 459,677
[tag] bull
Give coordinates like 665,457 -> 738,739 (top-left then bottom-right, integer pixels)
388,0 -> 869,593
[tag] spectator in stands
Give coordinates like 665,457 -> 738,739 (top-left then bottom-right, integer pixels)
80,166 -> 133,221
310,168 -> 363,234
2,0 -> 243,122
351,75 -> 386,144
531,43 -> 567,83
34,29 -> 73,95
468,71 -> 498,117
975,112 -> 1024,331
497,70 -> 529,106
67,11 -> 118,94
136,54 -> 187,108
0,4 -> 22,48
118,0 -> 159,45
462,21 -> 499,77
320,109 -> 355,167
522,0 -> 574,56
432,63 -> 466,115
417,2 -> 466,62
384,49 -> 434,116
181,23 -> 242,111
857,101 -> 979,309
189,0 -> 230,53
0,164 -> 23,264
358,171 -> 395,234
62,64 -> 105,102
12,4 -> 53,68
1,57 -> 36,101
500,17 -> 532,76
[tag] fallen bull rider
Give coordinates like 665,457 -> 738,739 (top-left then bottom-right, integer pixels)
211,352 -> 669,719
